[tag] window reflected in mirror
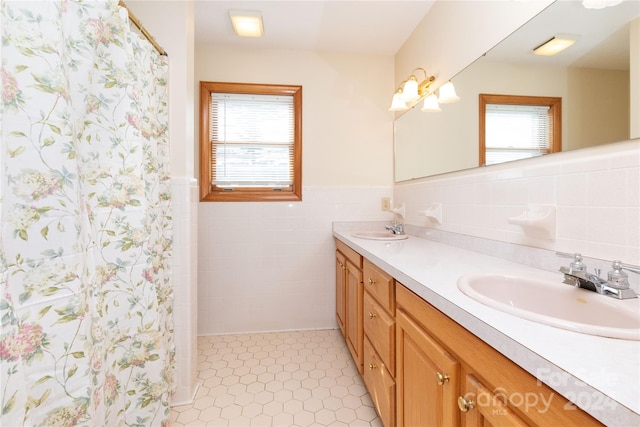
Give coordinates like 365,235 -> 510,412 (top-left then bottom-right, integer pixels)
479,94 -> 562,166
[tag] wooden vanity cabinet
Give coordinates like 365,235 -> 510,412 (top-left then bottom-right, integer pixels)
395,283 -> 604,427
334,240 -> 604,427
335,250 -> 347,335
362,259 -> 396,427
335,239 -> 364,373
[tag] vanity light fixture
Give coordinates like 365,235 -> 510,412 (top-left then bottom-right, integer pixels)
389,68 -> 435,111
404,68 -> 435,102
229,10 -> 264,37
421,94 -> 441,112
533,36 -> 576,56
437,81 -> 460,104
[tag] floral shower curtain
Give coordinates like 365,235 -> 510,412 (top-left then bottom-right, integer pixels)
0,1 -> 174,426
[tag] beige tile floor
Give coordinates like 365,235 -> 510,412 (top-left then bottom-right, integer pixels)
169,329 -> 382,427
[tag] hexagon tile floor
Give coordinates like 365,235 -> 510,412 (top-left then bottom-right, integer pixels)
169,329 -> 382,427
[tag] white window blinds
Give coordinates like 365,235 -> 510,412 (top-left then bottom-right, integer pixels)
210,93 -> 294,188
485,104 -> 552,165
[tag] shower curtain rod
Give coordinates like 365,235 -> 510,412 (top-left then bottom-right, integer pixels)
119,0 -> 167,56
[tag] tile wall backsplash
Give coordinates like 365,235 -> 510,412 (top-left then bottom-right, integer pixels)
395,140 -> 640,267
197,187 -> 394,335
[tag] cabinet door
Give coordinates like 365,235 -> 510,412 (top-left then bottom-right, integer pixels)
346,259 -> 363,373
336,250 -> 347,336
363,337 -> 395,427
459,374 -> 528,427
396,310 -> 459,427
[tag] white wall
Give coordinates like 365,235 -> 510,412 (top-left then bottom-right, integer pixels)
195,47 -> 394,186
394,0 -> 553,101
196,47 -> 395,334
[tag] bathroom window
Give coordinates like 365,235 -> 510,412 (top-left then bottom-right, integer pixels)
479,94 -> 561,166
199,82 -> 302,201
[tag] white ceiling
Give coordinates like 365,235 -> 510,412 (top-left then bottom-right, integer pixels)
194,1 -> 436,55
192,0 -> 640,69
486,0 -> 640,70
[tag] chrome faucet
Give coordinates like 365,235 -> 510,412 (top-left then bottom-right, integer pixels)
385,221 -> 405,235
557,252 -> 639,300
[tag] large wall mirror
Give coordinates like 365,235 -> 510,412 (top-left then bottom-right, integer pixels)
394,0 -> 639,182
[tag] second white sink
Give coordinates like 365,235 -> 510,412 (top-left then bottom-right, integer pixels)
351,231 -> 409,241
457,273 -> 640,340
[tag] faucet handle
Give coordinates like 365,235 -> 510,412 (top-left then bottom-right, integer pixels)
556,252 -> 587,272
607,260 -> 640,290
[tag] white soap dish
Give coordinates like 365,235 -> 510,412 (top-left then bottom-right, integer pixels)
419,202 -> 442,224
507,205 -> 556,240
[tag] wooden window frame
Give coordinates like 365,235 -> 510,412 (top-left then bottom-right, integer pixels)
199,81 -> 302,202
479,94 -> 562,166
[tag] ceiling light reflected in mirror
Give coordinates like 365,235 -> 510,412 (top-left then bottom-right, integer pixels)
533,36 -> 577,56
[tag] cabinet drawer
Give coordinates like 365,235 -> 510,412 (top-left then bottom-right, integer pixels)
363,336 -> 395,427
336,238 -> 362,269
363,291 -> 395,376
363,259 -> 394,312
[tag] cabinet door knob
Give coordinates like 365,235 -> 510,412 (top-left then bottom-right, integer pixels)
457,396 -> 475,413
368,278 -> 376,285
368,312 -> 377,319
369,363 -> 377,370
436,371 -> 450,385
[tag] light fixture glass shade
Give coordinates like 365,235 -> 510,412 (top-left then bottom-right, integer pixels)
438,81 -> 460,104
532,37 -> 576,56
421,94 -> 441,112
229,10 -> 264,37
402,76 -> 420,102
389,91 -> 408,111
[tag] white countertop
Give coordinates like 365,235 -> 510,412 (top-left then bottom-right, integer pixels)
333,225 -> 640,427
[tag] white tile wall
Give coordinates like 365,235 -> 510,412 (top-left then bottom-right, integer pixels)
171,177 -> 199,405
395,139 -> 640,266
197,187 -> 393,335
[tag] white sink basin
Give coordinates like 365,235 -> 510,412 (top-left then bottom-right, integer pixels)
457,273 -> 640,340
351,231 -> 409,241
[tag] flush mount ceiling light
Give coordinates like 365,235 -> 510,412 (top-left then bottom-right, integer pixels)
533,36 -> 576,56
229,10 -> 264,37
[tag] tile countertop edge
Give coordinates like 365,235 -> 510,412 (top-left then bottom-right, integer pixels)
332,226 -> 640,427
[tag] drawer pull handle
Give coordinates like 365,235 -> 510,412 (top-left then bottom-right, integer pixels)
368,363 -> 377,370
436,372 -> 449,385
457,396 -> 475,413
368,278 -> 376,285
368,312 -> 377,319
